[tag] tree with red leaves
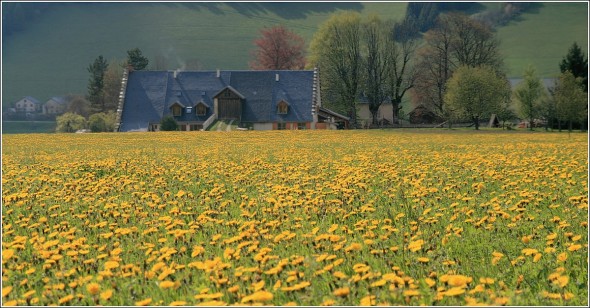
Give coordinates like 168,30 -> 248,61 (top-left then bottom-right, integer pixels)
250,25 -> 306,70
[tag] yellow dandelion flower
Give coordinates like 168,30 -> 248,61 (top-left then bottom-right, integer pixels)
321,299 -> 336,306
169,301 -> 187,306
360,295 -> 376,306
403,289 -> 420,297
100,290 -> 113,301
3,286 -> 13,298
196,300 -> 226,306
552,276 -> 569,288
333,271 -> 348,279
135,298 -> 152,306
241,290 -> 273,303
557,252 -> 568,262
159,281 -> 176,289
370,279 -> 387,288
252,280 -> 265,292
86,283 -> 100,295
568,244 -> 582,251
104,261 -> 119,270
424,278 -> 436,288
58,294 -> 75,304
417,257 -> 429,263
333,287 -> 350,297
533,253 -> 542,262
444,287 -> 465,297
3,300 -> 17,306
22,290 -> 36,299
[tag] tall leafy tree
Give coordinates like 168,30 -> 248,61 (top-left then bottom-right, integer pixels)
445,65 -> 511,130
513,65 -> 544,130
554,71 -> 587,132
127,48 -> 149,71
87,55 -> 108,113
309,12 -> 362,127
250,25 -> 306,70
559,42 -> 588,93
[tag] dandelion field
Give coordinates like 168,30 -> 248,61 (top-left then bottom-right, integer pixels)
1,130 -> 588,306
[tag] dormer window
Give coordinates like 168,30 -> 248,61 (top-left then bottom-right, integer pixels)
170,102 -> 185,117
186,107 -> 192,114
172,106 -> 182,116
277,100 -> 289,114
196,103 -> 207,116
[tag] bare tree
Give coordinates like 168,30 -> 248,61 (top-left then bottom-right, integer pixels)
362,16 -> 389,126
385,21 -> 418,125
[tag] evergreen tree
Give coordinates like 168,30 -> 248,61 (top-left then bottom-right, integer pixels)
559,42 -> 588,93
127,48 -> 149,71
87,55 -> 108,113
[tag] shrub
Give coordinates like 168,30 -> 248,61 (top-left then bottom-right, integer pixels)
160,116 -> 178,131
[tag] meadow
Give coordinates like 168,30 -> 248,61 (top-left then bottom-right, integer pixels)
1,130 -> 588,306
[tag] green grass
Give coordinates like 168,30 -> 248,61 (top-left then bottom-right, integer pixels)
496,2 -> 588,78
1,121 -> 56,134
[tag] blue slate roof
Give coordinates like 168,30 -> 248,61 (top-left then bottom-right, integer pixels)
48,96 -> 68,105
120,70 -> 314,131
21,96 -> 41,105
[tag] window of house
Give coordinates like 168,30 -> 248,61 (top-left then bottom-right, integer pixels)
190,124 -> 202,131
172,105 -> 182,117
277,123 -> 286,130
196,103 -> 207,116
277,101 -> 289,114
297,123 -> 306,130
180,124 -> 187,131
186,107 -> 192,114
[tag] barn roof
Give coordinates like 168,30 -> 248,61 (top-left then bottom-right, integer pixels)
119,70 -> 315,131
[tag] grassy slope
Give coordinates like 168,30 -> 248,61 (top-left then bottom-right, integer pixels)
1,2 -> 587,107
496,2 -> 588,78
2,2 -> 406,105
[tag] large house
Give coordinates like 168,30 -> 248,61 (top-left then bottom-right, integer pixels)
116,69 -> 349,132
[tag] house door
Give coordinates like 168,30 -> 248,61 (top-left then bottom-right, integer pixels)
218,98 -> 241,120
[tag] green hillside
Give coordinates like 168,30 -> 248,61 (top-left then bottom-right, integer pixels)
496,2 -> 588,78
2,2 -> 406,105
1,2 -> 588,107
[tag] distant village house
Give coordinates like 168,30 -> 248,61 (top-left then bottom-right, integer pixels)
42,96 -> 68,115
14,96 -> 41,113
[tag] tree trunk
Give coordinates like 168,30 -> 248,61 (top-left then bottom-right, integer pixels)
529,116 -> 533,131
568,120 -> 572,132
473,116 -> 480,130
558,119 -> 562,132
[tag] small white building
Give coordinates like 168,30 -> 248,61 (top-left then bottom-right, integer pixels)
14,96 -> 41,113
